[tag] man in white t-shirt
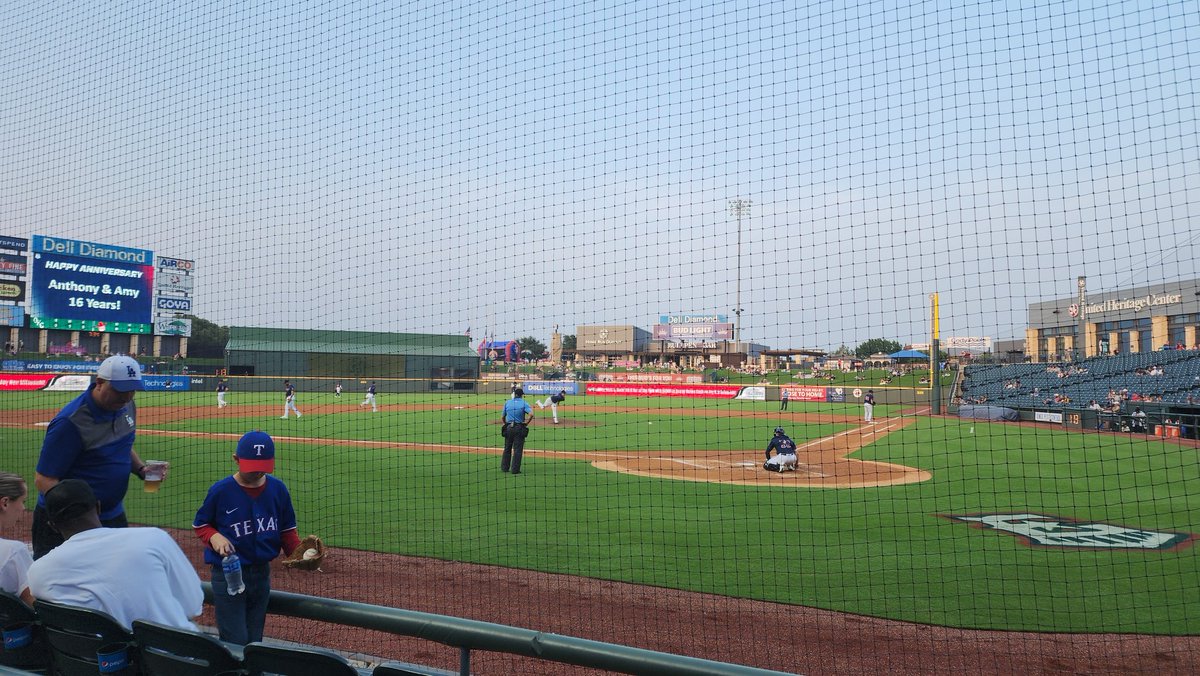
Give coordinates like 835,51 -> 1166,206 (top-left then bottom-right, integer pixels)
27,480 -> 203,631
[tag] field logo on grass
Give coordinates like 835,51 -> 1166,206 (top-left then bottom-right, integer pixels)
942,513 -> 1195,551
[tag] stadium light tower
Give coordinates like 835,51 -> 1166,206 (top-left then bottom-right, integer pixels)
728,199 -> 752,345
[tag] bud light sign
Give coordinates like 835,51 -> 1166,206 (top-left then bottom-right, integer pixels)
156,297 -> 192,312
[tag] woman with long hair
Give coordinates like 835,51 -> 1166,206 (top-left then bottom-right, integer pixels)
0,472 -> 33,604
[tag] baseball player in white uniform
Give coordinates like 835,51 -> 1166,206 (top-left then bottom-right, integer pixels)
537,390 -> 567,423
360,382 -> 378,412
281,380 -> 302,419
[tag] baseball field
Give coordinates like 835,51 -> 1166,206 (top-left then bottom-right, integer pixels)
4,387 -> 1197,647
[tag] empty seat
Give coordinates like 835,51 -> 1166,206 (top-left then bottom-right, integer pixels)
132,619 -> 243,676
242,641 -> 361,676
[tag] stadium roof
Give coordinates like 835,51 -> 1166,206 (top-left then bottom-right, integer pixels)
227,327 -> 478,357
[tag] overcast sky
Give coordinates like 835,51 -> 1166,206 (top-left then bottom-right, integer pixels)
1,1 -> 1197,351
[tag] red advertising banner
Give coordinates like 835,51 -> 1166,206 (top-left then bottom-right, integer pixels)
781,385 -> 827,402
586,383 -> 743,398
0,374 -> 54,391
596,372 -> 704,384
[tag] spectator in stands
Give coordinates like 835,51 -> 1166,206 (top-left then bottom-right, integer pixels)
27,480 -> 203,630
0,472 -> 33,604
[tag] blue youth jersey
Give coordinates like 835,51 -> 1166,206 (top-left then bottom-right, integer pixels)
368,384 -> 376,395
36,385 -> 137,521
217,382 -> 228,392
503,398 -> 532,423
285,384 -> 295,399
864,394 -> 875,405
193,475 -> 297,566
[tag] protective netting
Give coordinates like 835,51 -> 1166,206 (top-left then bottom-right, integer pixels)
1,1 -> 1198,674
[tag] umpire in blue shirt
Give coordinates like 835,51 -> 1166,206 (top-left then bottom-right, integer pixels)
500,388 -> 534,474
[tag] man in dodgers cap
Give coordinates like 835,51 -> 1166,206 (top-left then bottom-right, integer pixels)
32,355 -> 165,558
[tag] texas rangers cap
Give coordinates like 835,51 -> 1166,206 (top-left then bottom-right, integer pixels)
44,479 -> 98,523
236,430 -> 275,473
95,355 -> 144,392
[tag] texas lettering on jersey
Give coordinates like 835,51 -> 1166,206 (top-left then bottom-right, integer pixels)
229,516 -> 281,538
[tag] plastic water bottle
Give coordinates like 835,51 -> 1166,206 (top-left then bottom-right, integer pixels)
221,554 -> 245,595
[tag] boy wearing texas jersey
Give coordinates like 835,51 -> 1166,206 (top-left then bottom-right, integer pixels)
193,430 -> 301,645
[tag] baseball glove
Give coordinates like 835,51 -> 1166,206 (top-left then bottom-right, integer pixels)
282,534 -> 326,571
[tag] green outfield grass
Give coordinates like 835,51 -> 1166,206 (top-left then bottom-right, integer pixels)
4,390 -> 1197,635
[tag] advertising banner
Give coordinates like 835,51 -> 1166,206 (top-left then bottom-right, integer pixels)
0,305 -> 24,327
45,375 -> 91,391
945,336 -> 992,351
3,360 -> 100,373
0,374 -> 55,391
596,372 -> 704,383
781,385 -> 828,402
156,257 -> 195,272
520,381 -> 581,395
577,326 -> 635,351
0,254 -> 28,275
155,296 -> 192,312
0,281 -> 25,303
826,386 -> 847,403
1034,411 -> 1063,424
735,386 -> 766,401
143,375 -> 191,391
154,317 -> 193,337
29,240 -> 154,332
659,314 -> 728,324
0,236 -> 28,252
156,272 -> 195,294
652,323 -> 733,341
585,382 -> 743,398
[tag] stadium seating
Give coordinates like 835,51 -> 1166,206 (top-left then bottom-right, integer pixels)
32,600 -> 134,676
961,351 -> 1200,410
0,591 -> 48,672
242,642 -> 364,675
131,619 -> 243,676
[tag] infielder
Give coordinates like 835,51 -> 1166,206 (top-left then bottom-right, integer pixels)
537,389 -> 566,423
863,390 -> 875,422
763,427 -> 798,472
500,388 -> 534,474
280,380 -> 302,419
216,378 -> 230,408
360,381 -> 378,412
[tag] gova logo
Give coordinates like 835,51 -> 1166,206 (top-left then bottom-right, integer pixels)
157,258 -> 194,271
157,298 -> 191,310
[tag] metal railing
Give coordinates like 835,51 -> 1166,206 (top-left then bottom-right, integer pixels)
202,584 -> 796,676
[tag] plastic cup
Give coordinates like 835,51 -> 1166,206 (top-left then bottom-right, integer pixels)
142,461 -> 168,493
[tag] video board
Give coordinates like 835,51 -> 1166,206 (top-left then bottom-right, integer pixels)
27,235 -> 155,334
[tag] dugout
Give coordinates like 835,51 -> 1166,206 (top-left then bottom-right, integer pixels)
225,327 -> 479,392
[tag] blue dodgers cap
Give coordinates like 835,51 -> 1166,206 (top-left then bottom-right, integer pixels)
96,355 -> 144,392
236,430 -> 275,473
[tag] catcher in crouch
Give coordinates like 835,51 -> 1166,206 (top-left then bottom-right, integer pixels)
763,426 -> 798,472
193,430 -> 324,645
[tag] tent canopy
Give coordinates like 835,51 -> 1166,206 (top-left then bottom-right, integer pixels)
889,349 -> 929,359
